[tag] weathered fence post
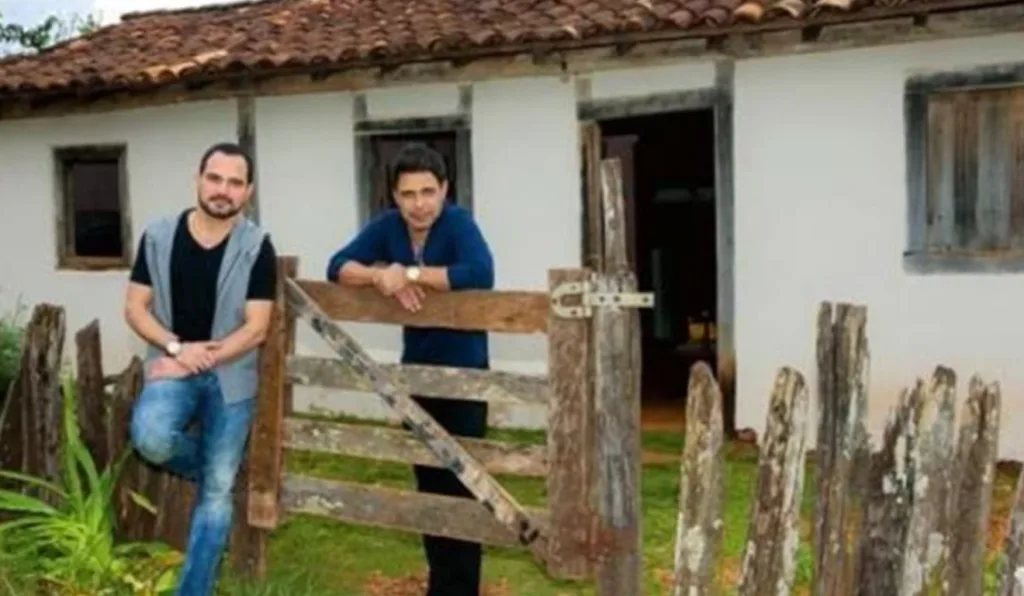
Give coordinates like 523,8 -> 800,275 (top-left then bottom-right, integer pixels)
592,158 -> 643,595
856,382 -> 922,595
999,461 -> 1024,595
898,367 -> 956,595
813,302 -> 869,595
946,376 -> 1000,596
546,267 -> 594,579
737,366 -> 810,596
0,304 -> 66,505
75,320 -> 108,470
235,255 -> 298,577
672,361 -> 724,595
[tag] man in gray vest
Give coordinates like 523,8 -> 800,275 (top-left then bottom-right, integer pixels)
123,142 -> 277,596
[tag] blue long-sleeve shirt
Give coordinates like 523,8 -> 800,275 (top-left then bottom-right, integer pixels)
325,204 -> 494,370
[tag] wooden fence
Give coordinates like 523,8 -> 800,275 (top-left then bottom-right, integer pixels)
0,158 -> 651,594
0,304 -> 265,569
243,158 -> 649,593
671,302 -> 1024,596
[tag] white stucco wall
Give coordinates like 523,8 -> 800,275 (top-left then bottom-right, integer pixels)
0,100 -> 237,377
733,32 -> 1024,460
253,76 -> 584,426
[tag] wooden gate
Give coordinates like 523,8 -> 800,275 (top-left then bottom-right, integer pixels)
241,158 -> 648,593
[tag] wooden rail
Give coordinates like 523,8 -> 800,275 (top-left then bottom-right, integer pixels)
287,356 -> 550,404
283,417 -> 548,477
295,279 -> 550,334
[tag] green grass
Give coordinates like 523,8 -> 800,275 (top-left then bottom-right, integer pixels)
213,425 -> 823,596
214,419 -> 1019,596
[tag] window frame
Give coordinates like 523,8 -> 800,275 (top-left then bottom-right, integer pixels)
53,144 -> 133,271
904,61 -> 1024,274
354,115 -> 473,224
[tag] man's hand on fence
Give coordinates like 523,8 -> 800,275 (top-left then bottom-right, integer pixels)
373,263 -> 409,296
394,284 -> 425,312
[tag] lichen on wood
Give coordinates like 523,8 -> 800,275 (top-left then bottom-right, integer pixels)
856,383 -> 922,596
899,367 -> 957,596
738,366 -> 809,596
945,376 -> 1000,596
812,302 -> 869,596
671,361 -> 724,595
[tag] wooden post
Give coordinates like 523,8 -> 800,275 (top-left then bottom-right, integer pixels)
737,367 -> 810,596
855,383 -> 922,595
813,302 -> 869,596
946,376 -> 1000,596
998,456 -> 1024,596
75,320 -> 108,470
671,361 -> 724,595
234,255 -> 298,578
248,255 -> 298,529
592,158 -> 642,595
545,267 -> 594,579
899,367 -> 957,595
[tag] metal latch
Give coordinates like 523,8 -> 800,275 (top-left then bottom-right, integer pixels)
551,280 -> 655,319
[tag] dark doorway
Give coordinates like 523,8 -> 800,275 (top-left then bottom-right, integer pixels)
594,109 -> 718,409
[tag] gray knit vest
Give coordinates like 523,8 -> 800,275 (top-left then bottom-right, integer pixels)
142,211 -> 267,404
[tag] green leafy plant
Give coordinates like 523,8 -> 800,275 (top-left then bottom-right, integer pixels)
0,376 -> 180,595
0,301 -> 25,400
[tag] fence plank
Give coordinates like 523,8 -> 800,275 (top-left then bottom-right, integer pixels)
813,302 -> 870,596
281,474 -> 550,548
10,304 -> 67,505
856,383 -> 923,596
593,158 -> 643,596
946,376 -> 1001,596
284,418 -> 547,476
900,367 -> 957,595
998,461 -> 1024,596
289,356 -> 549,405
545,267 -> 594,580
248,255 -> 298,531
285,279 -> 550,563
75,320 -> 109,470
671,361 -> 724,595
737,367 -> 809,596
296,280 -> 548,334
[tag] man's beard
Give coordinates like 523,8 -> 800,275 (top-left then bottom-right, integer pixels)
198,195 -> 241,220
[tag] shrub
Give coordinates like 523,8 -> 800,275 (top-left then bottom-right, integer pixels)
0,375 -> 179,595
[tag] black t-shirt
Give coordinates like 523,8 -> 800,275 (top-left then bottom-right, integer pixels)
130,210 -> 277,342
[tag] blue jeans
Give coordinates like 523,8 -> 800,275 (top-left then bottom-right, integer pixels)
129,372 -> 255,596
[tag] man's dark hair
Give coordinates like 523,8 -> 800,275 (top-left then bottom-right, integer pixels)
199,142 -> 254,184
389,142 -> 448,190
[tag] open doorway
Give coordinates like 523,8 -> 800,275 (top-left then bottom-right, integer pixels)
587,109 -> 718,422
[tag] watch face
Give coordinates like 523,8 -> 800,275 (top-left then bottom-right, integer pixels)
167,341 -> 182,356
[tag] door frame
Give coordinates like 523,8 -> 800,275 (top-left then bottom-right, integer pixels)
575,64 -> 737,436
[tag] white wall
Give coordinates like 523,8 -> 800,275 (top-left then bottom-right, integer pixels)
733,32 -> 1024,460
0,100 -> 237,376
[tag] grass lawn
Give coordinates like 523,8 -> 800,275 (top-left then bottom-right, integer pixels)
212,419 -> 1022,596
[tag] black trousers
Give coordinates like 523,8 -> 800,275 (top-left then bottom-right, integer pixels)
412,395 -> 489,596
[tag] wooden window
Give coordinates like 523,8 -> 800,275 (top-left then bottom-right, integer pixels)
355,116 -> 472,223
54,145 -> 131,270
905,63 -> 1024,273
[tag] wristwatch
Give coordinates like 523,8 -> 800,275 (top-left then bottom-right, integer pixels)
165,339 -> 182,357
406,266 -> 421,283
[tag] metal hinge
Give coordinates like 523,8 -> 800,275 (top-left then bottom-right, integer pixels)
550,280 -> 655,319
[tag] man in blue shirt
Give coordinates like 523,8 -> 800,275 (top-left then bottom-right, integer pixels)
325,142 -> 494,595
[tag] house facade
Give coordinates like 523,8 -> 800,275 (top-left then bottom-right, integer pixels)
1,1 -> 1024,456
